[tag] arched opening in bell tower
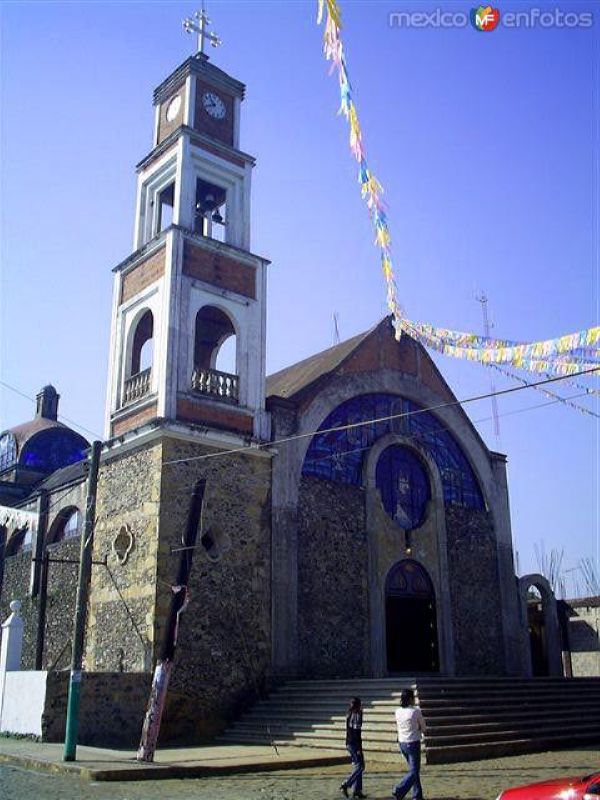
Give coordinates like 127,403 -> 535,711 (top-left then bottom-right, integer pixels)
191,306 -> 238,403
193,306 -> 236,372
385,559 -> 439,674
194,178 -> 227,243
121,309 -> 154,407
131,310 -> 154,375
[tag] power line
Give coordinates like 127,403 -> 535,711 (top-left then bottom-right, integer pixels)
163,366 -> 600,467
155,387 -> 594,511
3,386 -> 593,547
0,380 -> 102,440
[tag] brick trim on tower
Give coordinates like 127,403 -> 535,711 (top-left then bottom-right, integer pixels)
177,398 -> 253,435
121,247 -> 166,304
111,402 -> 158,437
183,242 -> 256,299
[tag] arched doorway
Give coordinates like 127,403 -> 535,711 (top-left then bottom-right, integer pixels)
385,560 -> 439,673
518,574 -> 562,677
527,585 -> 548,676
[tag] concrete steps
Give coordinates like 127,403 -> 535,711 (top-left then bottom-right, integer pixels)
217,677 -> 600,762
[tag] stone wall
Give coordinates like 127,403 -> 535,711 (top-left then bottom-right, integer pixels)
87,441 -> 161,672
296,475 -> 369,678
42,671 -> 151,746
152,436 -> 272,742
43,538 -> 79,669
566,599 -> 600,676
0,552 -> 37,668
0,479 -> 87,670
445,505 -> 505,675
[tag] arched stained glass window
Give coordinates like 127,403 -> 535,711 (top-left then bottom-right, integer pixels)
20,429 -> 88,473
386,559 -> 434,597
0,432 -> 17,472
376,446 -> 430,529
302,393 -> 484,510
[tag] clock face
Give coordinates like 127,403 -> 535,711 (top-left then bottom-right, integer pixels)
202,91 -> 226,120
165,95 -> 181,122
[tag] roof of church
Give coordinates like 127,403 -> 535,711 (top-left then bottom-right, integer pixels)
266,316 -> 499,462
37,459 -> 87,492
1,385 -> 89,480
8,417 -> 70,451
153,54 -> 246,106
266,323 -> 377,400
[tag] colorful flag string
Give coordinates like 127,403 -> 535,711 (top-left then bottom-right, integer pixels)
316,0 -> 599,404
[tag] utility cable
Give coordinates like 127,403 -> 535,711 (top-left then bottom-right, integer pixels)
163,366 -> 599,467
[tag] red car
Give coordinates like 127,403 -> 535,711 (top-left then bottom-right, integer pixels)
497,772 -> 600,799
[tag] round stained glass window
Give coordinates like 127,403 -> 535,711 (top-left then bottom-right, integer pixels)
375,445 -> 430,530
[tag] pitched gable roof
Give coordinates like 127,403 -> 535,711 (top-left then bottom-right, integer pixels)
266,316 -> 458,403
266,324 -> 375,401
265,317 -> 496,458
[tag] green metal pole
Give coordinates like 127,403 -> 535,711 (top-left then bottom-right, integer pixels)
63,440 -> 102,762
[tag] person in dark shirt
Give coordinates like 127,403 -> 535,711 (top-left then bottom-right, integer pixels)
340,697 -> 366,799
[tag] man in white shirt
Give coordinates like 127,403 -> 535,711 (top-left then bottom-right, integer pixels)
393,688 -> 426,800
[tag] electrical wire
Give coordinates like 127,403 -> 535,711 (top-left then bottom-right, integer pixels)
0,380 -> 102,439
154,387 -> 596,512
162,366 -> 599,467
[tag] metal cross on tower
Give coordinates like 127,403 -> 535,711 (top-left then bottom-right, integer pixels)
183,3 -> 222,56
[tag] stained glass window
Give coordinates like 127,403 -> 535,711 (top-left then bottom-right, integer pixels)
302,393 -> 484,510
0,432 -> 17,472
20,429 -> 88,473
376,446 -> 430,529
385,559 -> 434,597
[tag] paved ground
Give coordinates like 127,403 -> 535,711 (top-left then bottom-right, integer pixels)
0,740 -> 598,800
0,738 -> 348,780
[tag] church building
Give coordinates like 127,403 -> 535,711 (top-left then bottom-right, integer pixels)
1,24 -> 592,749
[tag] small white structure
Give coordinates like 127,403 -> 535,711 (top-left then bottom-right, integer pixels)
0,600 -> 47,737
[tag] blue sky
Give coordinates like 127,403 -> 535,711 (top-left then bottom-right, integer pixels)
0,0 -> 598,588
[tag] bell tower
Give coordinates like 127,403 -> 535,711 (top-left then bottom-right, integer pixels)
105,12 -> 270,443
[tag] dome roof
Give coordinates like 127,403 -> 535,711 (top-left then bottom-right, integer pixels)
0,385 -> 89,476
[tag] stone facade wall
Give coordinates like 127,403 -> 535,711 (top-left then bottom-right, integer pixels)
152,436 -> 272,742
0,479 -> 87,670
0,552 -> 36,668
296,476 -> 369,678
43,538 -> 79,670
87,442 -> 162,672
445,505 -> 505,675
567,600 -> 600,676
42,671 -> 151,746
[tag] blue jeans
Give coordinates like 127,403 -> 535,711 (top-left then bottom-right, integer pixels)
393,740 -> 423,800
343,744 -> 365,795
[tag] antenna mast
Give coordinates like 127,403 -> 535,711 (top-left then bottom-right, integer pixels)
476,291 -> 500,439
333,312 -> 340,345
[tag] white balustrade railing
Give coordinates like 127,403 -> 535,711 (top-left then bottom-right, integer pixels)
191,367 -> 239,404
122,368 -> 152,406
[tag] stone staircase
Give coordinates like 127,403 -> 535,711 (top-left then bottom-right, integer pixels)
217,677 -> 600,763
